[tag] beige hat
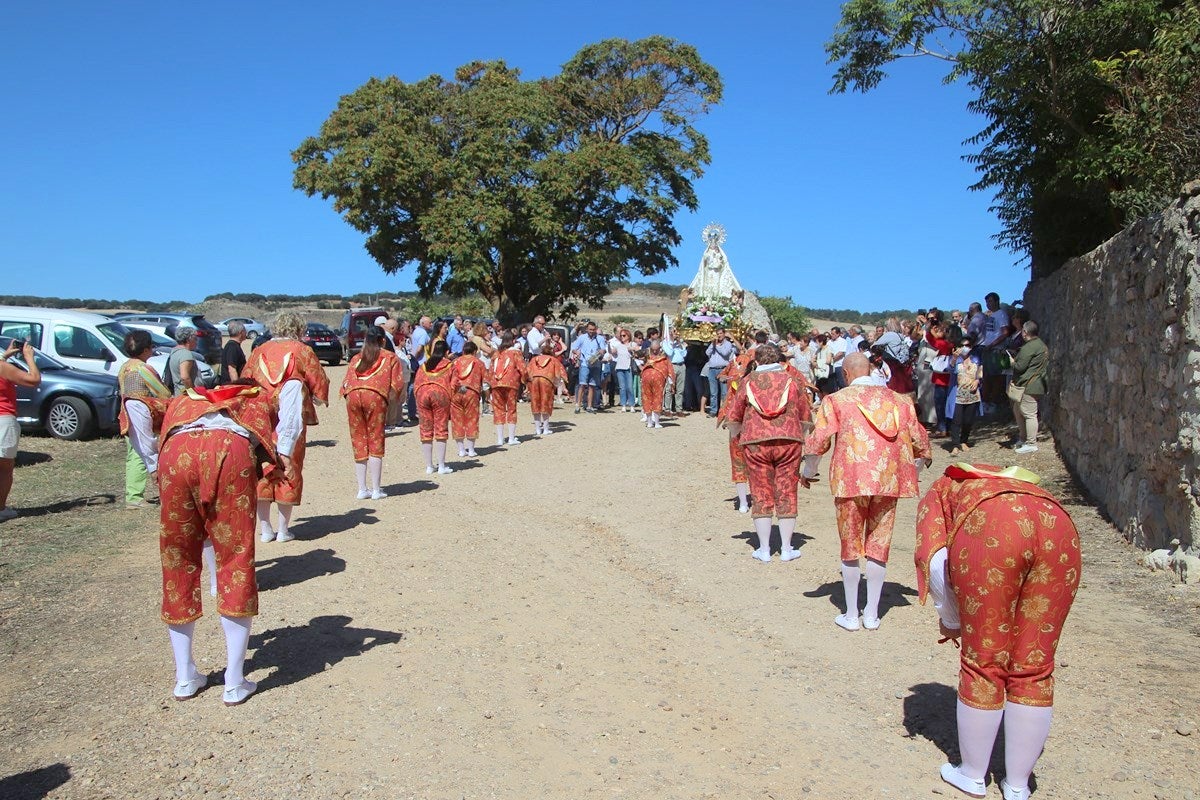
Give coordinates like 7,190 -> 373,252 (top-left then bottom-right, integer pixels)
373,316 -> 388,326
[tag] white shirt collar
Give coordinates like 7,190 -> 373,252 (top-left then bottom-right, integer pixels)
849,375 -> 875,386
755,363 -> 783,372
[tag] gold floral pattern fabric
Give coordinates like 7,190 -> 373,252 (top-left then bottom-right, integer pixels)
724,370 -> 812,445
159,430 -> 258,624
526,355 -> 567,415
805,384 -> 930,499
915,474 -> 1081,710
450,356 -> 484,440
743,442 -> 803,519
640,355 -> 672,414
835,496 -> 899,562
415,361 -> 454,443
346,390 -> 387,460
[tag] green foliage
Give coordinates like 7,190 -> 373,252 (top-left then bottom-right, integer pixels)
757,295 -> 811,336
293,36 -> 721,325
802,307 -> 919,326
827,1 -> 1187,278
608,314 -> 636,324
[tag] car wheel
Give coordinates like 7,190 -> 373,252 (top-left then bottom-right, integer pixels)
46,396 -> 95,441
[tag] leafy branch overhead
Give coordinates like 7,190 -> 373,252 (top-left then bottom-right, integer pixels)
292,36 -> 721,325
826,0 -> 1199,279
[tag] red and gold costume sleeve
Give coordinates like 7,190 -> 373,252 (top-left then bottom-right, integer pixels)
451,355 -> 486,395
246,339 -> 330,425
415,359 -> 455,398
527,355 -> 566,386
341,351 -> 401,400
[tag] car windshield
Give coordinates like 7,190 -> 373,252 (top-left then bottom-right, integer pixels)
96,321 -> 132,351
307,324 -> 331,334
1,336 -> 67,371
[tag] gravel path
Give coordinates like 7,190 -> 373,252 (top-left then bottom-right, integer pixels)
1,367 -> 1197,799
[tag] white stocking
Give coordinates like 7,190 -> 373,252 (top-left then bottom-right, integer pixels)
466,438 -> 476,455
753,517 -> 772,560
422,442 -> 434,468
957,699 -> 1004,781
651,412 -> 659,426
220,615 -> 252,689
778,517 -> 797,555
456,439 -> 466,456
354,462 -> 368,493
1003,702 -> 1053,791
736,482 -> 749,510
434,441 -> 447,468
203,539 -> 217,597
507,423 -> 518,442
276,504 -> 293,537
864,559 -> 887,620
496,425 -> 505,445
256,500 -> 272,538
167,621 -> 197,684
841,560 -> 861,618
367,457 -> 382,491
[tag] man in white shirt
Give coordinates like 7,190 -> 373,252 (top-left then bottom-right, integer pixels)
827,327 -> 849,390
525,316 -> 548,357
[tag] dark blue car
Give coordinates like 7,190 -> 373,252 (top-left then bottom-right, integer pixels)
2,335 -> 120,440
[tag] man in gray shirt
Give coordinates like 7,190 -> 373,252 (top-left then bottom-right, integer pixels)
704,328 -> 738,417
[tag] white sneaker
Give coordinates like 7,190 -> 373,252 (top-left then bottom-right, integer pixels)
259,530 -> 275,543
940,763 -> 986,798
275,530 -> 295,543
437,465 -> 454,475
780,549 -> 802,562
0,507 -> 17,522
1001,779 -> 1031,800
835,614 -> 861,632
640,413 -> 648,422
507,438 -> 520,446
862,615 -> 881,630
542,427 -> 553,435
370,489 -> 387,500
653,423 -> 663,429
426,466 -> 436,474
737,504 -> 751,514
466,450 -> 478,458
1014,444 -> 1039,454
356,489 -> 371,500
173,671 -> 208,700
223,679 -> 257,707
752,550 -> 772,563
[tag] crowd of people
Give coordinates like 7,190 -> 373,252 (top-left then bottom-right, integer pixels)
0,293 -> 1066,799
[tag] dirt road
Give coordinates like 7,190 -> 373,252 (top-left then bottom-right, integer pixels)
1,366 -> 1197,799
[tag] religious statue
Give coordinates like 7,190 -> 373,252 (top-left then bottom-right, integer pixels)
688,223 -> 743,299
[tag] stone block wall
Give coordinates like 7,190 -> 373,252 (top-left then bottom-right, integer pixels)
1024,181 -> 1200,550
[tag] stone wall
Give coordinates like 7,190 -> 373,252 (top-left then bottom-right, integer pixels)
1025,181 -> 1200,550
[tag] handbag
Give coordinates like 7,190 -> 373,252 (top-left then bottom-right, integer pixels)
930,354 -> 953,374
587,349 -> 603,367
1006,381 -> 1026,403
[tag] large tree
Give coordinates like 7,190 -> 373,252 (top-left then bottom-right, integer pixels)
826,0 -> 1190,279
292,37 -> 721,324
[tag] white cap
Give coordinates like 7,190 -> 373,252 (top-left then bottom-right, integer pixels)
373,316 -> 388,326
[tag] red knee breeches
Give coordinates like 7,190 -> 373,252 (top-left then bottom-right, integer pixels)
492,386 -> 518,426
416,388 -> 451,443
528,380 -> 555,416
742,440 -> 801,519
835,495 -> 898,562
346,390 -> 386,461
451,389 -> 481,440
257,430 -> 305,504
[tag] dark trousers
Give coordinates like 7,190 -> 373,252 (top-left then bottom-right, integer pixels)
951,402 -> 980,447
934,384 -> 950,432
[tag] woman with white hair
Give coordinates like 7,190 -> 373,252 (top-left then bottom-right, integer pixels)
244,311 -> 329,543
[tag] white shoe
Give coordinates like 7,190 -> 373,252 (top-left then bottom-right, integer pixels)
0,507 -> 18,522
370,489 -> 387,500
780,549 -> 802,562
1000,779 -> 1031,800
437,465 -> 454,475
737,504 -> 751,514
653,423 -> 663,429
356,489 -> 371,500
507,438 -> 520,446
1014,444 -> 1039,454
466,450 -> 478,458
223,679 -> 257,707
940,763 -> 986,798
426,466 -> 436,474
640,413 -> 648,422
457,449 -> 466,458
835,614 -> 861,632
173,671 -> 208,700
752,550 -> 772,563
646,422 -> 653,429
259,530 -> 275,543
275,530 -> 295,543
862,615 -> 881,630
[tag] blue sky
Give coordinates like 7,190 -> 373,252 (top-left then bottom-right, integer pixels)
1,1 -> 1029,314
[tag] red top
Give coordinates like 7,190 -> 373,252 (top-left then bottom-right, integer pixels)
724,368 -> 812,445
0,378 -> 15,416
926,331 -> 954,387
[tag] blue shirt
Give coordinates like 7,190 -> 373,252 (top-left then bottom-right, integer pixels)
446,325 -> 465,355
662,339 -> 686,365
572,333 -> 603,359
410,326 -> 430,363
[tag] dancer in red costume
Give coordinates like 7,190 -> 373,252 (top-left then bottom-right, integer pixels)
341,328 -> 405,499
414,340 -> 456,475
526,341 -> 568,436
451,341 -> 486,457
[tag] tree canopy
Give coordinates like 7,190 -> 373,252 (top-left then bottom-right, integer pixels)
293,37 -> 721,324
826,0 -> 1197,279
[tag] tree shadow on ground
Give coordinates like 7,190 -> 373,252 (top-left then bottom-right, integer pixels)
256,547 -> 346,591
14,451 -> 52,468
378,479 -> 438,497
731,527 -> 814,555
245,614 -> 403,693
0,763 -> 71,800
15,494 -> 117,518
901,682 -> 1013,790
305,439 -> 338,448
802,578 -> 917,619
287,508 -> 378,541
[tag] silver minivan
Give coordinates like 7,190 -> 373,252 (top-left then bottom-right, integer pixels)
0,305 -> 214,385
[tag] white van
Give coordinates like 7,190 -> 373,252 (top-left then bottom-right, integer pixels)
0,305 -> 215,385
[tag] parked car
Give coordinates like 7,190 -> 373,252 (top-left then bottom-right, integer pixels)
340,307 -> 387,358
113,313 -> 222,364
303,322 -> 343,366
0,306 -> 215,388
216,317 -> 267,337
2,335 -> 120,440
